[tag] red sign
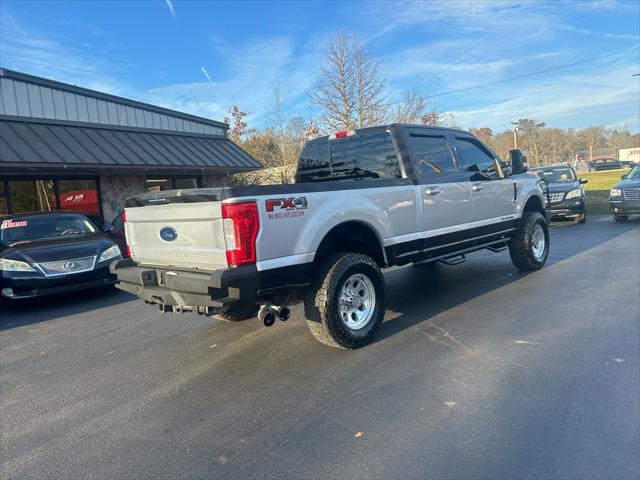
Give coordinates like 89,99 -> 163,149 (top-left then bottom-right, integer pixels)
59,190 -> 99,214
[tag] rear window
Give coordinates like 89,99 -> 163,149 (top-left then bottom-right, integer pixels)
296,130 -> 400,183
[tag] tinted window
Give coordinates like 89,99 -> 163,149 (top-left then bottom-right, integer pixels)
408,135 -> 457,178
1,214 -> 96,243
296,141 -> 332,183
454,138 -> 501,180
296,131 -> 400,183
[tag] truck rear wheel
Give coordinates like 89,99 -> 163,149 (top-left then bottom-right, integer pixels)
508,211 -> 549,271
304,253 -> 385,349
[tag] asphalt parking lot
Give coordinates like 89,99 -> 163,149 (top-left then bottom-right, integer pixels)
1,216 -> 639,479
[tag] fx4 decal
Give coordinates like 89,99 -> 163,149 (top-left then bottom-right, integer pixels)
265,197 -> 308,212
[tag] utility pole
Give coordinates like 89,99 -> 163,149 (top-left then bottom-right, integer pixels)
511,122 -> 520,149
589,144 -> 593,162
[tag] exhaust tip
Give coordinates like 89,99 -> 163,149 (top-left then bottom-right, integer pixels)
258,305 -> 277,327
278,307 -> 290,321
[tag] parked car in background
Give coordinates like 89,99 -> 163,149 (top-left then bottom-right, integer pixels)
0,211 -> 121,299
530,164 -> 587,223
587,157 -> 622,172
610,165 -> 640,222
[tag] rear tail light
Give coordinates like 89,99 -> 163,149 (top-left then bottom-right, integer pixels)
222,202 -> 259,267
122,210 -> 131,258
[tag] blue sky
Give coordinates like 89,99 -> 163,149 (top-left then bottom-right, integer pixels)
1,0 -> 639,132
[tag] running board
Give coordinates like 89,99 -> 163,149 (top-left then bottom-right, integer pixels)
432,239 -> 510,265
440,254 -> 466,266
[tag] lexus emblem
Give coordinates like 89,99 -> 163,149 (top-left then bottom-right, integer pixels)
63,261 -> 76,270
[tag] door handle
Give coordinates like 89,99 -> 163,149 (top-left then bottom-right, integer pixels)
424,187 -> 441,196
471,184 -> 484,192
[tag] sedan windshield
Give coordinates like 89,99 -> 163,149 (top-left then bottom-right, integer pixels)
1,214 -> 96,244
626,165 -> 640,179
532,167 -> 576,183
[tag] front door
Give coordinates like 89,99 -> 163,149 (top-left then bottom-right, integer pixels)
452,136 -> 517,239
406,130 -> 472,251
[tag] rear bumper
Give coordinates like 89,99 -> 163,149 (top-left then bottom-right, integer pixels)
109,259 -> 258,308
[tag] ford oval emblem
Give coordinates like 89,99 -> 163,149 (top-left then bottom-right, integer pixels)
159,227 -> 178,242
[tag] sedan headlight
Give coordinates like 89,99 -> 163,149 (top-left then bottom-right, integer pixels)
610,188 -> 622,197
98,245 -> 122,263
0,258 -> 36,272
565,189 -> 583,199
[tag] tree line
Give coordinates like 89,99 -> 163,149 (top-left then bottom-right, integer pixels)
224,31 -> 638,178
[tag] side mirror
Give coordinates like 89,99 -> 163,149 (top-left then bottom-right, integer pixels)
579,178 -> 588,184
509,149 -> 528,175
102,224 -> 115,233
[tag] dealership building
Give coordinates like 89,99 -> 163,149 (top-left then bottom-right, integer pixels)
0,68 -> 261,226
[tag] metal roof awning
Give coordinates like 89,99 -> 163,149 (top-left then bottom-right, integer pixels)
0,117 -> 262,174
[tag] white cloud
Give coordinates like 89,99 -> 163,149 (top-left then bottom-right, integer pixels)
0,12 -> 129,95
449,64 -> 640,131
164,0 -> 176,19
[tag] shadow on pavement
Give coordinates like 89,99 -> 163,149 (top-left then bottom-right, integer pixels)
0,286 -> 135,331
374,216 -> 638,344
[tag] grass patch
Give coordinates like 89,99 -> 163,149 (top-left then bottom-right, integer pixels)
580,169 -> 628,191
578,169 -> 629,215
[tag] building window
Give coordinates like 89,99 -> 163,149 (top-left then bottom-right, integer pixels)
174,178 -> 199,189
0,182 -> 7,215
8,180 -> 56,214
1,178 -> 102,225
145,178 -> 172,192
146,177 -> 200,192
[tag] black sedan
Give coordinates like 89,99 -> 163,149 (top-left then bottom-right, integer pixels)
1,211 -> 122,300
610,165 -> 640,221
587,158 -> 622,172
530,165 -> 587,223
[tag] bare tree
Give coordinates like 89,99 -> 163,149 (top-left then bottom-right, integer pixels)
269,80 -> 288,168
392,90 -> 427,123
353,38 -> 387,127
310,31 -> 386,131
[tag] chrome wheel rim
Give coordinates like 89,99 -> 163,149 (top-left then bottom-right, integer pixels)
531,224 -> 546,260
338,274 -> 376,330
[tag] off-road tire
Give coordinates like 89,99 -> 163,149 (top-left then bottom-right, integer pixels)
508,211 -> 549,271
304,253 -> 385,349
613,214 -> 628,222
217,302 -> 259,322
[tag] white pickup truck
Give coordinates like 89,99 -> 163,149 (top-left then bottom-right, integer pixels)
111,124 -> 549,348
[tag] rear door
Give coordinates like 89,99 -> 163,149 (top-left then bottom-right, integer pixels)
451,135 -> 517,237
405,129 -> 472,249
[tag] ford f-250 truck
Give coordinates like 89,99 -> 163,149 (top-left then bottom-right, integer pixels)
111,124 -> 549,349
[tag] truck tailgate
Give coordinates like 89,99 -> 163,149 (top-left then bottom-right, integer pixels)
125,201 -> 228,272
